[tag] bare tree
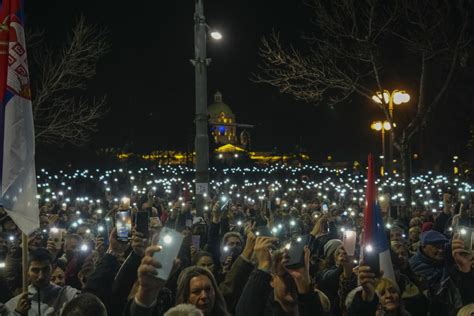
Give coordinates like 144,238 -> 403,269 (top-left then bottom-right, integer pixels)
29,16 -> 110,146
254,0 -> 473,203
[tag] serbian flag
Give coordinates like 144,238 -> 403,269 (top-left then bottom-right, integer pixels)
363,154 -> 396,284
0,0 -> 39,235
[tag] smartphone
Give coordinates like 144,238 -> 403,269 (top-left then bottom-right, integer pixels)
322,204 -> 329,213
116,210 -> 132,242
220,199 -> 230,211
151,227 -> 184,281
255,225 -> 273,237
285,234 -> 313,270
343,230 -> 357,256
135,211 -> 150,238
459,226 -> 473,251
192,235 -> 201,250
97,220 -> 109,247
363,246 -> 380,276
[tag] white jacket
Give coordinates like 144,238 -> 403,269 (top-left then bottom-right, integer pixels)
3,283 -> 79,316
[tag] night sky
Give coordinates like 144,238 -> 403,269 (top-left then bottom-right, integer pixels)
25,0 -> 474,169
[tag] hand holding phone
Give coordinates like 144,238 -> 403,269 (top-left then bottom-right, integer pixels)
363,246 -> 380,276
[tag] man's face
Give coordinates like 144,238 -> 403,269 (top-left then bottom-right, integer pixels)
39,216 -> 49,229
390,230 -> 403,242
188,275 -> 215,315
225,236 -> 241,250
29,260 -> 52,289
51,267 -> 65,287
197,256 -> 215,272
409,229 -> 420,242
423,243 -> 445,261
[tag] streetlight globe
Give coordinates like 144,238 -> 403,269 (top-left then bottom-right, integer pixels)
383,121 -> 392,131
210,31 -> 222,40
393,91 -> 410,104
402,92 -> 410,103
372,95 -> 383,104
383,92 -> 390,104
372,122 -> 382,131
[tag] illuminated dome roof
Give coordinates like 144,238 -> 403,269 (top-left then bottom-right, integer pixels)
208,91 -> 235,119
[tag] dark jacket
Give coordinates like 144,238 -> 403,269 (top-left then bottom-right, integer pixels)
409,249 -> 446,288
347,289 -> 379,316
83,253 -> 121,314
318,265 -> 357,316
218,255 -> 255,312
235,269 -> 324,316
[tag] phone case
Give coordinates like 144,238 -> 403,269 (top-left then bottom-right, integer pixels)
152,227 -> 184,281
285,234 -> 312,269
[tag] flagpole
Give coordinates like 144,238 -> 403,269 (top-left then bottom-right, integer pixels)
22,233 -> 28,292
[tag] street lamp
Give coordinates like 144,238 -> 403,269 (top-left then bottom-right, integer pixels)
192,0 -> 222,216
371,121 -> 392,176
372,89 -> 410,174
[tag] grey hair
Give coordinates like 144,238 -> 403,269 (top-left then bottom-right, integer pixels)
164,304 -> 204,316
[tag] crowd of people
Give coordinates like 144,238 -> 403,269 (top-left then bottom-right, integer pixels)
0,163 -> 473,316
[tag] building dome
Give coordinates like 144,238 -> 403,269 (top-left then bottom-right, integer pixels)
208,91 -> 235,119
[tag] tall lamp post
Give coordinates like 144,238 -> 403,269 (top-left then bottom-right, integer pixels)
372,90 -> 410,174
192,0 -> 222,216
371,121 -> 392,177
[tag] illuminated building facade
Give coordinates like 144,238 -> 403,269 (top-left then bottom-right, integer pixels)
114,91 -> 309,165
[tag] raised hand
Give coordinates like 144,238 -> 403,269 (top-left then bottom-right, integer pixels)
286,246 -> 311,294
358,265 -> 376,302
254,236 -> 278,271
452,234 -> 472,273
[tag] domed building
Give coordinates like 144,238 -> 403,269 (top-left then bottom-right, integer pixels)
208,91 -> 237,145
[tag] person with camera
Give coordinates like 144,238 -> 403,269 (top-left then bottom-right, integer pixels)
235,236 -> 324,316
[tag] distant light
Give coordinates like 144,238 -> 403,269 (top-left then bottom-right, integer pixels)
210,31 -> 222,40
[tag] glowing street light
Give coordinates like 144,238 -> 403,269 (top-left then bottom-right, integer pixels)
372,89 -> 410,173
371,121 -> 392,176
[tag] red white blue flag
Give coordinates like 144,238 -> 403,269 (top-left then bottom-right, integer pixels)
0,0 -> 39,235
363,154 -> 396,284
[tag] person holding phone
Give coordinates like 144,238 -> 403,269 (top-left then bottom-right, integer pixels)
235,237 -> 324,316
318,239 -> 358,316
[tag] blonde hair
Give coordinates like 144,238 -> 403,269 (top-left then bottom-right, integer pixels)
457,304 -> 474,316
375,278 -> 399,295
164,304 -> 203,316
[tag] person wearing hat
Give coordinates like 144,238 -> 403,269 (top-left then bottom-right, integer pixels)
409,230 -> 449,287
318,239 -> 358,316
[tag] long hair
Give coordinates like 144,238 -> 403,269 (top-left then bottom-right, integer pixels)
176,266 -> 229,316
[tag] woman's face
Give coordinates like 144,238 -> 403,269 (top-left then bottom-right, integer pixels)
379,285 -> 400,311
188,275 -> 215,315
394,246 -> 409,269
335,247 -> 348,266
196,256 -> 215,272
51,267 -> 65,287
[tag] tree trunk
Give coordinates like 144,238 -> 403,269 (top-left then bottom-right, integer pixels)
400,137 -> 412,206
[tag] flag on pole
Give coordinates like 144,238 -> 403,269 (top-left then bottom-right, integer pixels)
363,154 -> 396,284
0,0 -> 39,235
